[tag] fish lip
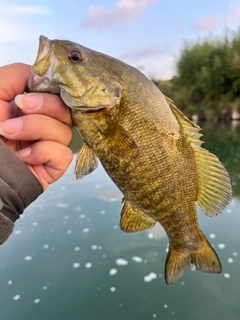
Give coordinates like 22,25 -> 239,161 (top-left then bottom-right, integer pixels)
28,70 -> 60,94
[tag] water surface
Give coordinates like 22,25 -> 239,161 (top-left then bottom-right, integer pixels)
0,122 -> 239,320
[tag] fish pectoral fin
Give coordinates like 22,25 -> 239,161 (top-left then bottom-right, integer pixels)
120,200 -> 156,232
101,117 -> 139,159
167,98 -> 232,216
165,232 -> 221,285
74,143 -> 99,180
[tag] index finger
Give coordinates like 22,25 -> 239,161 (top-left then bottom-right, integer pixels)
0,63 -> 30,102
15,93 -> 73,127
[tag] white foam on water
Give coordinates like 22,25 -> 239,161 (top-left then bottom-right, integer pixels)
228,258 -> 234,264
85,263 -> 92,269
57,203 -> 70,208
67,230 -> 72,234
144,272 -> 157,282
24,256 -> 32,261
209,233 -> 216,239
43,244 -> 49,249
148,233 -> 154,239
109,268 -> 118,276
8,280 -> 13,285
132,256 -> 143,263
233,252 -> 238,256
152,314 -> 157,318
83,228 -> 89,233
163,304 -> 168,309
110,287 -> 116,292
43,286 -> 47,290
74,247 -> 80,251
224,273 -> 230,278
101,210 -> 106,215
14,230 -> 22,235
64,216 -> 69,220
34,299 -> 40,304
218,243 -> 226,249
79,214 -> 86,219
73,263 -> 80,269
32,222 -> 38,227
75,206 -> 82,211
13,295 -> 21,301
91,245 -> 98,250
116,258 -> 128,266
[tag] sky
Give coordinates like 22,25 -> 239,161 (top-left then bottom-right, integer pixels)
1,0 -> 240,80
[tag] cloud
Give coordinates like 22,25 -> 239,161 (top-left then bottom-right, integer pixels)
118,44 -> 173,80
192,14 -> 222,32
119,44 -> 170,62
0,4 -> 50,15
137,55 -> 175,80
226,2 -> 240,26
81,0 -> 157,28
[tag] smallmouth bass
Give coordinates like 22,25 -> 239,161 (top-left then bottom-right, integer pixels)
28,36 -> 232,285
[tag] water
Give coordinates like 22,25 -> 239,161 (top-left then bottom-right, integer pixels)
0,122 -> 240,320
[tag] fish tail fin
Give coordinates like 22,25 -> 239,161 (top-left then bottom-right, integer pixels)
165,233 -> 221,285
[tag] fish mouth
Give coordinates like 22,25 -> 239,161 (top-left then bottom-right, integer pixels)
28,70 -> 60,94
28,36 -> 60,94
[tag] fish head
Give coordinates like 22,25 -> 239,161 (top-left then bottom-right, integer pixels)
28,36 -> 123,111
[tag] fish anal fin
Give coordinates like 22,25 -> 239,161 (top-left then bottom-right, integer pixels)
120,200 -> 156,232
74,143 -> 98,180
165,232 -> 221,285
165,96 -> 232,216
101,117 -> 139,159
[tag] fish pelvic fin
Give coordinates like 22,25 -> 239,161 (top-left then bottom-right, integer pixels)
166,97 -> 232,216
165,233 -> 221,285
74,143 -> 98,179
120,199 -> 156,232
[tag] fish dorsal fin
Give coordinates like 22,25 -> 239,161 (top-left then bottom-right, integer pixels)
165,96 -> 203,147
74,143 -> 98,179
165,96 -> 232,216
120,199 -> 156,232
194,148 -> 232,216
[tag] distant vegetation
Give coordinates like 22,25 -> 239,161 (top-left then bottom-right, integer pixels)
154,29 -> 240,121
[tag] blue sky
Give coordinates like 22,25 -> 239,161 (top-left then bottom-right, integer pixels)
1,0 -> 240,79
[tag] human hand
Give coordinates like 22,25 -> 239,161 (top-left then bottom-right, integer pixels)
0,63 -> 73,190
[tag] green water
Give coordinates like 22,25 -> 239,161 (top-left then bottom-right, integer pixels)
0,122 -> 239,320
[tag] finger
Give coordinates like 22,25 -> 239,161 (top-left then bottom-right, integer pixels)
0,100 -> 23,122
0,63 -> 30,122
16,141 -> 73,190
15,92 -> 73,126
0,114 -> 72,146
0,63 -> 30,101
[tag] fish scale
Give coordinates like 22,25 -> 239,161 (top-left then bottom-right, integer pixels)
28,36 -> 232,285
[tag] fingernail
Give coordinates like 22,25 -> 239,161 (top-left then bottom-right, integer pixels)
16,146 -> 32,159
0,118 -> 23,136
15,93 -> 43,110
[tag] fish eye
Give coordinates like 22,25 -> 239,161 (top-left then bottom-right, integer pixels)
68,51 -> 83,63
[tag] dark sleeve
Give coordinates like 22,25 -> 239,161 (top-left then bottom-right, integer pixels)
0,139 -> 43,244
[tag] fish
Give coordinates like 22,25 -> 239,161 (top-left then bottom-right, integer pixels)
28,36 -> 232,285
